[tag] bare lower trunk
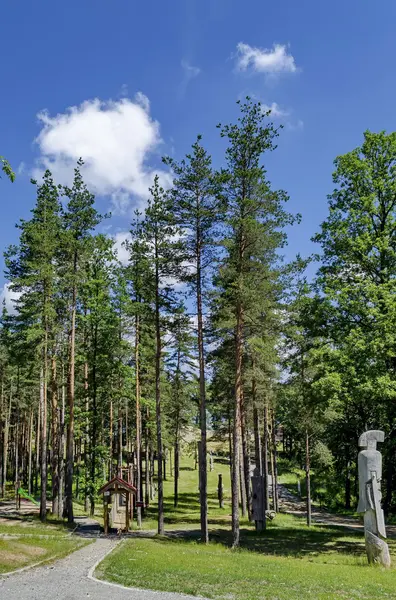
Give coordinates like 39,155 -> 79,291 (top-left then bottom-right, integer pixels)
28,410 -> 33,496
135,315 -> 142,527
58,369 -> 65,518
232,303 -> 243,548
174,438 -> 179,508
241,392 -> 251,520
65,277 -> 77,523
154,236 -> 164,534
39,363 -> 47,522
306,429 -> 311,527
253,404 -> 262,475
263,403 -> 269,512
196,238 -> 208,543
51,357 -> 59,515
271,410 -> 278,513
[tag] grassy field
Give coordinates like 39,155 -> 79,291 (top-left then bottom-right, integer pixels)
96,453 -> 396,599
97,535 -> 396,600
0,513 -> 89,574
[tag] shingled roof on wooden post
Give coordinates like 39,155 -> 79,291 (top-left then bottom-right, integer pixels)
99,476 -> 137,534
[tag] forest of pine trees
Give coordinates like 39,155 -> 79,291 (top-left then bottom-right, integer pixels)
2,100 -> 396,547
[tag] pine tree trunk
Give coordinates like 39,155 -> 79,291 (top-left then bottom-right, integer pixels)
253,405 -> 262,475
84,360 -> 90,513
1,384 -> 11,498
174,437 -> 179,508
58,369 -> 65,518
232,302 -> 243,547
90,324 -> 98,517
271,410 -> 278,513
109,400 -> 113,479
145,422 -> 150,507
241,391 -> 251,520
196,234 -> 208,543
155,257 -> 164,535
263,403 -> 269,511
35,397 -> 40,495
239,441 -> 247,517
135,314 -> 142,527
65,273 -> 77,523
51,357 -> 59,516
40,361 -> 47,522
28,410 -> 33,496
306,429 -> 311,527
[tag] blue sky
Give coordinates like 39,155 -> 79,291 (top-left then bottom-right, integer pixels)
1,0 -> 396,301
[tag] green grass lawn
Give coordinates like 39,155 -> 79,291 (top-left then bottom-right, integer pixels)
0,530 -> 89,574
97,535 -> 396,600
0,511 -> 90,573
95,453 -> 396,599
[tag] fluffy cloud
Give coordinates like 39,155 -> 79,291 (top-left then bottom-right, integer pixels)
236,42 -> 297,75
0,283 -> 20,314
34,93 -> 171,208
261,102 -> 289,118
113,231 -> 131,265
181,59 -> 201,81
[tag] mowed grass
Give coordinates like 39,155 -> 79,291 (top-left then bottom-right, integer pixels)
0,535 -> 89,574
0,510 -> 89,573
98,535 -> 396,600
97,453 -> 396,599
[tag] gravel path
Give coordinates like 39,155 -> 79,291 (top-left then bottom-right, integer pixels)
0,537 -> 197,600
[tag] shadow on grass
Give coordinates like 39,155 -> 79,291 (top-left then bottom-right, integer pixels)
130,522 -> 375,560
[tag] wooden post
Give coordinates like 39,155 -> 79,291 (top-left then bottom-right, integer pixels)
125,492 -> 130,531
218,474 -> 224,508
103,499 -> 109,534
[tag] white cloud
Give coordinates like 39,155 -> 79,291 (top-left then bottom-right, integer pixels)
34,93 -> 171,209
113,231 -> 131,266
181,59 -> 201,81
236,42 -> 297,75
0,283 -> 20,314
261,102 -> 289,118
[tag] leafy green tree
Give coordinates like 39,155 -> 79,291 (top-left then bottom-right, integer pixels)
313,131 -> 396,512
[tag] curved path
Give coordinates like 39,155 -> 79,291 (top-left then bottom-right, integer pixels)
0,534 -> 195,600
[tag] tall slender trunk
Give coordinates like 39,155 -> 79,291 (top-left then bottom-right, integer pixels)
2,383 -> 11,498
35,393 -> 40,495
90,322 -> 98,517
253,405 -> 262,475
58,366 -> 65,518
263,403 -> 269,512
51,356 -> 59,515
196,225 -> 208,543
174,435 -> 179,508
145,416 -> 150,507
135,314 -> 142,527
241,390 -> 251,520
84,360 -> 89,513
40,359 -> 47,522
118,407 -> 123,474
239,440 -> 247,517
155,243 -> 164,535
65,265 -> 77,523
232,301 -> 243,547
28,410 -> 33,496
271,409 -> 278,513
109,400 -> 113,479
306,429 -> 311,527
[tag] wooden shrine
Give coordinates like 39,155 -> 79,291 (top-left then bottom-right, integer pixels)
99,476 -> 137,534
